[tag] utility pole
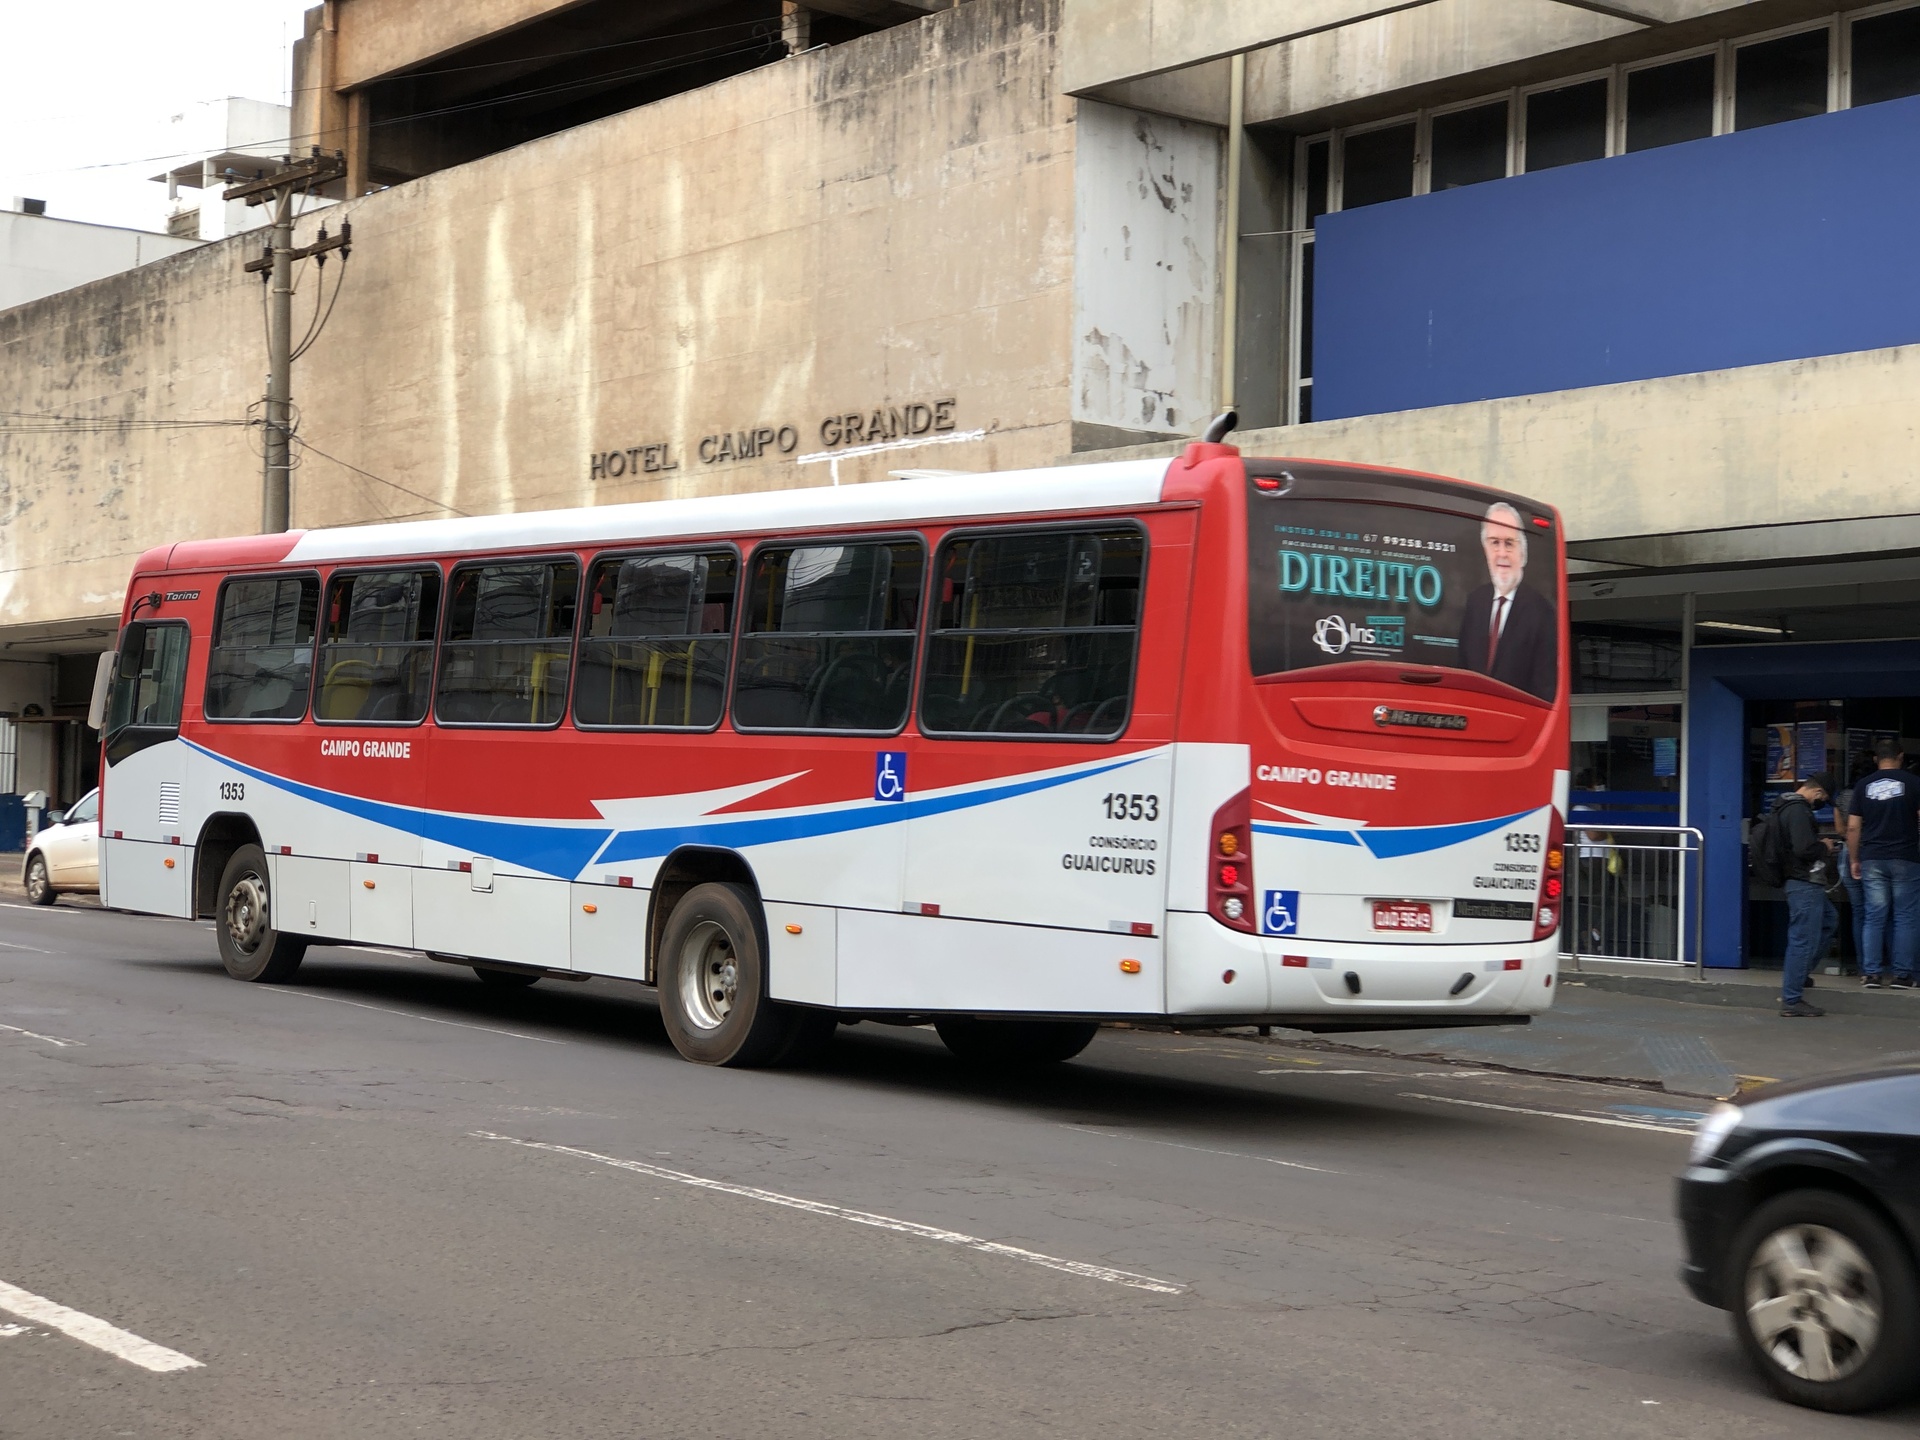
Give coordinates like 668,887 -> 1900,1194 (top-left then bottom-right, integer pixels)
230,149 -> 349,532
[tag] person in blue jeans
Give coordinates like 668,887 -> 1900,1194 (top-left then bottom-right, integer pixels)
1847,738 -> 1920,989
1834,775 -> 1866,968
1777,772 -> 1838,1018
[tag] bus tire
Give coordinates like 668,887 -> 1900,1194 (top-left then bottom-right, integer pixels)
215,844 -> 307,983
657,882 -> 791,1067
473,965 -> 541,988
934,1017 -> 1100,1066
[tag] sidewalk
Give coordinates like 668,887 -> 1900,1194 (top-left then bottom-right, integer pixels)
1283,962 -> 1920,1098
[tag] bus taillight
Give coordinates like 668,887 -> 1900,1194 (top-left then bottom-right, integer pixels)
1211,789 -> 1255,932
1534,808 -> 1566,940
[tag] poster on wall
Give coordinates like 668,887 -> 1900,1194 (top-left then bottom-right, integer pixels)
1766,724 -> 1796,783
1652,736 -> 1678,778
1796,720 -> 1829,780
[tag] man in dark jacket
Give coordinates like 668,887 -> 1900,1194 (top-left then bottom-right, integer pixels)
1778,771 -> 1838,1017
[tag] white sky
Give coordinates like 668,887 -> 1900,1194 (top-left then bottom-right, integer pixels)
0,0 -> 317,232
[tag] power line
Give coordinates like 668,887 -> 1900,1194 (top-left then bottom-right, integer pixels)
293,437 -> 471,518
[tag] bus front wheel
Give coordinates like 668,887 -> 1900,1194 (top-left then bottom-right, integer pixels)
215,844 -> 307,983
658,882 -> 794,1067
934,1018 -> 1100,1066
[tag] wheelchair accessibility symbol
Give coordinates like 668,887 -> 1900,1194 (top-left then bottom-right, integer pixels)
874,751 -> 907,802
1262,889 -> 1299,937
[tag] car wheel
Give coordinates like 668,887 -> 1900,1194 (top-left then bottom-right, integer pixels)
933,1018 -> 1100,1066
1729,1188 -> 1920,1413
215,845 -> 308,983
473,965 -> 541,988
656,882 -> 793,1067
24,853 -> 55,906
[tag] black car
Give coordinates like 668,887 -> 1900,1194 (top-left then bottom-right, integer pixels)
1678,1066 -> 1920,1412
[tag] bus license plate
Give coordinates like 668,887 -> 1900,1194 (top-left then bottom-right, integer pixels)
1372,901 -> 1433,932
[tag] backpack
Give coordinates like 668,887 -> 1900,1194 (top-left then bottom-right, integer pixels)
1750,802 -> 1789,888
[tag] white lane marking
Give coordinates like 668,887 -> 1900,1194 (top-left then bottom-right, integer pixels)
473,1131 -> 1185,1295
0,901 -> 90,914
1259,1068 -> 1492,1078
1401,1093 -> 1695,1133
0,940 -> 53,953
0,1322 -> 28,1337
270,989 -> 565,1044
1063,1124 -> 1340,1174
0,1022 -> 83,1048
0,1280 -> 203,1373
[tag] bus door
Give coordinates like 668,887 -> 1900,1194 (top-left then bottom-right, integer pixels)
100,618 -> 195,916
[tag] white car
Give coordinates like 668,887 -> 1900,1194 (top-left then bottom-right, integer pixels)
22,789 -> 99,904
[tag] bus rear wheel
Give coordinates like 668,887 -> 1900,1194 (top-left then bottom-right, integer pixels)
934,1018 -> 1100,1066
657,882 -> 794,1067
216,844 -> 307,983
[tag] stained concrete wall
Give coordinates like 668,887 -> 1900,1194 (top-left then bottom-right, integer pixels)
1070,100 -> 1221,445
0,0 -> 1082,635
1068,340 -> 1920,564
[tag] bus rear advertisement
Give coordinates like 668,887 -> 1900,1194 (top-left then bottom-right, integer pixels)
96,437 -> 1569,1066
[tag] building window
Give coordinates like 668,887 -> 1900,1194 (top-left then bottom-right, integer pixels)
435,560 -> 579,727
1850,7 -> 1920,107
574,551 -> 737,730
1430,100 -> 1509,190
1340,121 -> 1416,208
919,528 -> 1144,739
316,568 -> 441,724
1735,27 -> 1831,131
732,540 -> 922,733
205,575 -> 318,722
1523,79 -> 1609,171
1625,53 -> 1718,152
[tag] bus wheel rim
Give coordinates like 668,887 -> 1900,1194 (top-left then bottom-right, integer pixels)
1744,1223 -> 1882,1382
678,920 -> 737,1031
225,871 -> 269,956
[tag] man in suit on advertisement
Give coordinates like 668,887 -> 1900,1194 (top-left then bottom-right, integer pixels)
1455,501 -> 1557,701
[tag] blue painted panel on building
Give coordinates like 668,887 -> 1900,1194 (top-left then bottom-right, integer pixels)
1313,95 -> 1920,420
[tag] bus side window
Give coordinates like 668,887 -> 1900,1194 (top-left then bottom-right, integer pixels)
316,568 -> 442,724
575,551 -> 736,730
105,620 -> 192,765
204,575 -> 319,722
435,560 -> 579,727
919,527 -> 1145,739
732,540 -> 923,733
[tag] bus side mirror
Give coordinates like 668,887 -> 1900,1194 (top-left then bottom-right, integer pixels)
87,650 -> 115,732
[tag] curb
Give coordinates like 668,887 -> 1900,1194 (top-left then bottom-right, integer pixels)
1567,968 -> 1920,1020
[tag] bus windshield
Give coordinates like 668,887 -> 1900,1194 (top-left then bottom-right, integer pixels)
1248,491 -> 1559,702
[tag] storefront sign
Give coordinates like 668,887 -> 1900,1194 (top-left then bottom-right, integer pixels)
588,398 -> 960,479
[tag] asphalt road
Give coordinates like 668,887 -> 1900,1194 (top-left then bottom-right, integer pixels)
1,899 -> 1914,1438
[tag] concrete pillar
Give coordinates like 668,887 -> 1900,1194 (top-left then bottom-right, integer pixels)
783,2 -> 812,56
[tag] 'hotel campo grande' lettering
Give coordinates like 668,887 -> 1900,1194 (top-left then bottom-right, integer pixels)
589,397 -> 957,480
1279,548 -> 1445,607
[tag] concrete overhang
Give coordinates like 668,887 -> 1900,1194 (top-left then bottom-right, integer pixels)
149,151 -> 288,190
1061,0 -> 1775,101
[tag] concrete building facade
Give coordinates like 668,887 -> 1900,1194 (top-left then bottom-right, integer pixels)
3,0 -> 1919,968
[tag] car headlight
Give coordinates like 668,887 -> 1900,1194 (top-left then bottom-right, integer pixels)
1688,1102 -> 1742,1165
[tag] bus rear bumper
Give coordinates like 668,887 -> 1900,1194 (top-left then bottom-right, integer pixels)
1163,910 -> 1558,1023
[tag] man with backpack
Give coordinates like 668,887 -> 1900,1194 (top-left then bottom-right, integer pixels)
1846,738 -> 1920,990
1754,771 -> 1838,1017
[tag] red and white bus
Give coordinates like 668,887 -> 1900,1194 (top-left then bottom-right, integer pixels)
97,433 -> 1568,1066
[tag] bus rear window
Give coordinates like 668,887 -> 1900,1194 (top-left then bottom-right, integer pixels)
1248,495 -> 1559,701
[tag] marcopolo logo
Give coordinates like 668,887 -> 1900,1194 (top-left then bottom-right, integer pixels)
1312,614 -> 1407,656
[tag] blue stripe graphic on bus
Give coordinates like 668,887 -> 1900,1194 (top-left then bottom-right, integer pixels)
593,757 -> 1143,867
1262,890 -> 1299,936
1252,808 -> 1530,859
183,740 -> 1142,879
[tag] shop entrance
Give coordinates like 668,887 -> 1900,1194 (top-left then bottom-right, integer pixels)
1742,696 -> 1920,969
